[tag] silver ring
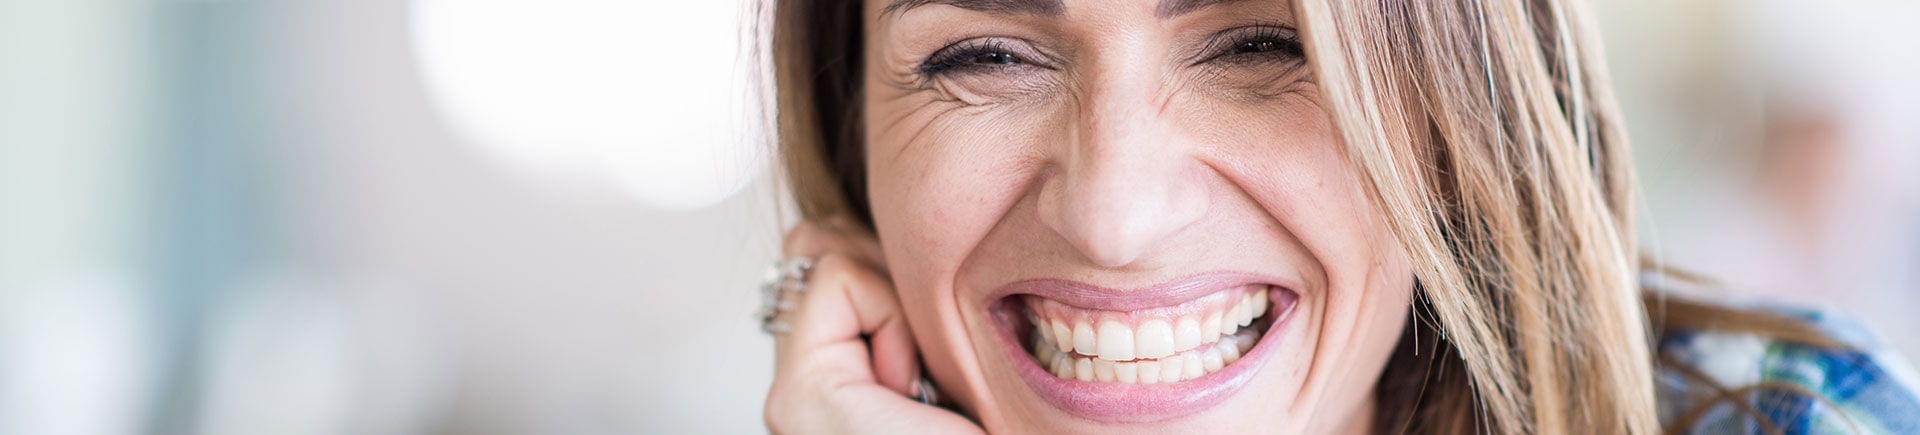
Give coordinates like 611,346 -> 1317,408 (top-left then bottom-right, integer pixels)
914,376 -> 940,406
758,257 -> 814,335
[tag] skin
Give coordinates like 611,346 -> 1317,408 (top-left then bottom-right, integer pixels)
767,0 -> 1416,433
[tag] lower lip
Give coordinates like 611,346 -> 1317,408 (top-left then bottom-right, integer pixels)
995,288 -> 1299,423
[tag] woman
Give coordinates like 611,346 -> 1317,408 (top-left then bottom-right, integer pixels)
755,0 -> 1920,433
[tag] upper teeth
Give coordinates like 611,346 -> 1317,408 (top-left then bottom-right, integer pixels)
1027,287 -> 1272,383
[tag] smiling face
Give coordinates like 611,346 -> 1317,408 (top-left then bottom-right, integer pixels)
860,0 -> 1416,432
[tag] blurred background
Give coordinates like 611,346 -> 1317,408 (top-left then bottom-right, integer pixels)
0,0 -> 1913,434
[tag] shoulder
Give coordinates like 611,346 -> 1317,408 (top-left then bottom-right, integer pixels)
1650,279 -> 1920,434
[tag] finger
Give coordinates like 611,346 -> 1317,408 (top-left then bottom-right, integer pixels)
780,254 -> 921,397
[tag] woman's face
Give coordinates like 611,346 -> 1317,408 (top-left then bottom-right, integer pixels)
861,0 -> 1415,432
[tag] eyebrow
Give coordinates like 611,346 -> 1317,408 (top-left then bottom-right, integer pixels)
882,0 -> 1248,19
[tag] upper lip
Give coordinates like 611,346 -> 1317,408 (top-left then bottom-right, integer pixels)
984,271 -> 1299,311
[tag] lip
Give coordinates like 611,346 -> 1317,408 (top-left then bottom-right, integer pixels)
985,272 -> 1302,423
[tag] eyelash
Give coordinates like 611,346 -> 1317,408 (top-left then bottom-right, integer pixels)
1199,26 -> 1304,66
915,39 -> 1036,76
914,25 -> 1304,77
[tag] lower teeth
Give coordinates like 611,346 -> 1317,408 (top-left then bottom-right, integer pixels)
1030,318 -> 1265,384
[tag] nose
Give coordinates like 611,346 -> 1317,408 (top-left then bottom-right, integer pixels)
1036,78 -> 1210,269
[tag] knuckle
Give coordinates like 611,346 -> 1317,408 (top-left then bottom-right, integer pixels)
813,253 -> 856,272
764,377 -> 810,431
807,254 -> 864,286
762,388 -> 789,431
764,373 -> 829,433
782,222 -> 822,253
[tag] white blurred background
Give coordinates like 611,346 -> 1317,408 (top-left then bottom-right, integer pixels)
0,0 -> 1913,434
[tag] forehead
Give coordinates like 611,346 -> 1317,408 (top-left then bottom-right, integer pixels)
878,0 -> 1254,20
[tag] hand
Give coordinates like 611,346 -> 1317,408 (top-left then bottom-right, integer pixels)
763,216 -> 984,435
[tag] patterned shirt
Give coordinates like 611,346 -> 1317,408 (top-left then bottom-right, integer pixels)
1653,284 -> 1920,434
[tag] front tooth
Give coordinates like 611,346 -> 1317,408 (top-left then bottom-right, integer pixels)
1217,339 -> 1242,364
1218,309 -> 1239,336
1201,348 -> 1225,372
1096,321 -> 1135,361
1075,358 -> 1094,381
1093,359 -> 1116,382
1051,320 -> 1074,353
1175,316 -> 1203,350
1073,321 -> 1097,355
1135,320 -> 1175,359
1202,313 -> 1224,344
1137,361 -> 1162,384
1181,353 -> 1205,380
1115,362 -> 1138,384
1160,355 -> 1185,382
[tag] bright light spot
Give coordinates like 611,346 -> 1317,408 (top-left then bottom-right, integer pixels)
410,0 -> 764,210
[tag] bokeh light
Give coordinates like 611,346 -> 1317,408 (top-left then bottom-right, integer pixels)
410,0 -> 764,210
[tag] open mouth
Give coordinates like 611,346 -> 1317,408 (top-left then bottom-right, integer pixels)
1020,285 -> 1279,383
987,275 -> 1301,422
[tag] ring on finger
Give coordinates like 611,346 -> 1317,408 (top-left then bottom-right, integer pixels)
757,256 -> 814,335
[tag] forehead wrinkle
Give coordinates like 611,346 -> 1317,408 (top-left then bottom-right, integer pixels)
882,0 -> 1065,18
1155,0 -> 1250,18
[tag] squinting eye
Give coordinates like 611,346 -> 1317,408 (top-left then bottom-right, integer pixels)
1233,40 -> 1287,55
916,38 -> 1043,77
969,52 -> 1020,66
1204,25 -> 1305,65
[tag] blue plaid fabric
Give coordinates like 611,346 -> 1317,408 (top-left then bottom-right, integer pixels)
1653,296 -> 1920,434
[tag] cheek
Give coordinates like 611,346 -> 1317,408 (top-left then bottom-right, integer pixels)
865,94 -> 1056,287
863,84 -> 1063,415
1191,88 -> 1387,277
1192,90 -> 1416,406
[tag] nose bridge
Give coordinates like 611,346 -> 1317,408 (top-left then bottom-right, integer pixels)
1040,65 -> 1208,269
1078,69 -> 1158,159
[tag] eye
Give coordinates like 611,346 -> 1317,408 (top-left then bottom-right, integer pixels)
916,38 -> 1044,76
1232,39 -> 1290,56
1203,25 -> 1305,65
967,51 -> 1020,65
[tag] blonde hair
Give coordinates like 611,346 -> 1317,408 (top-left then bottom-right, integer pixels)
759,0 -> 1835,433
1299,0 -> 1653,432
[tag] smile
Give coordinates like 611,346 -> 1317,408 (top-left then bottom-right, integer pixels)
988,273 -> 1301,423
1027,284 -> 1273,383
